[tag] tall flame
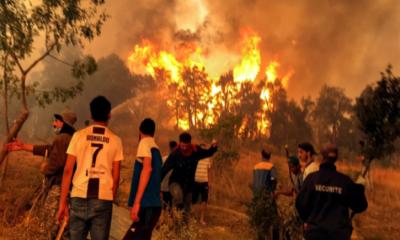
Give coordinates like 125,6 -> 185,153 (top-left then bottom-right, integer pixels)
233,33 -> 261,83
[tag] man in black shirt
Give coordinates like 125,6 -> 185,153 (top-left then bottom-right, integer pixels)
161,132 -> 217,224
296,144 -> 368,240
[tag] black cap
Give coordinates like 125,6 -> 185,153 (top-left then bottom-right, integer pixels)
321,143 -> 338,162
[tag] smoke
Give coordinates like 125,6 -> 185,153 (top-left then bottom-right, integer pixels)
203,0 -> 400,99
86,0 -> 400,99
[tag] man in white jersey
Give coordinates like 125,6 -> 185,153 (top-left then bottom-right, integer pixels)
56,96 -> 124,240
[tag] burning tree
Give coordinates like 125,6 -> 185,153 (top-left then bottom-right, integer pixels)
180,66 -> 211,129
126,30 -> 294,144
0,0 -> 107,165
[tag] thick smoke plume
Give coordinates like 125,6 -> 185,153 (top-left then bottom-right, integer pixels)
86,0 -> 400,99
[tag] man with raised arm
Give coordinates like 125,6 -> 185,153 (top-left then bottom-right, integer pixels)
161,132 -> 217,224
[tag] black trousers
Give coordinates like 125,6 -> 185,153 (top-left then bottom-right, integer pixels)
122,207 -> 162,240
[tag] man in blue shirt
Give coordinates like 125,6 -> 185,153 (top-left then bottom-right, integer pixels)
124,118 -> 162,240
252,149 -> 279,240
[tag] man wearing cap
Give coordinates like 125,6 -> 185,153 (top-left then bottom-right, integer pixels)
295,144 -> 368,240
7,109 -> 77,238
297,142 -> 319,181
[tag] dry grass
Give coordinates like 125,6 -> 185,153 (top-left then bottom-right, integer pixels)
343,162 -> 400,240
1,146 -> 400,239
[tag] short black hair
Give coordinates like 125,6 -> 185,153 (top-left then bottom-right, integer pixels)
261,149 -> 271,160
179,132 -> 192,143
169,140 -> 177,150
90,96 -> 111,122
298,142 -> 316,156
139,118 -> 156,137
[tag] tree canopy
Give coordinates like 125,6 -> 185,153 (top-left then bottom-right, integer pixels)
355,65 -> 400,163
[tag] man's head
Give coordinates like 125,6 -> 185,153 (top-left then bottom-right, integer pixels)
288,156 -> 301,174
261,149 -> 271,161
297,142 -> 316,162
54,109 -> 77,132
169,140 -> 178,152
179,132 -> 192,156
90,96 -> 111,123
321,143 -> 339,164
52,118 -> 64,133
139,118 -> 156,138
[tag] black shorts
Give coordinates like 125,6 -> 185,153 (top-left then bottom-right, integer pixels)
192,182 -> 209,204
122,207 -> 162,240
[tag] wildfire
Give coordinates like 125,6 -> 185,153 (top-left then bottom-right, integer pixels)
233,33 -> 261,83
127,30 -> 293,136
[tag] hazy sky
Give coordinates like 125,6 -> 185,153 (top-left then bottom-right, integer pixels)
82,0 -> 400,100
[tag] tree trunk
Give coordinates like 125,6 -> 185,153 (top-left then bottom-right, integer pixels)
361,157 -> 373,178
1,54 -> 10,184
0,74 -> 29,166
3,54 -> 10,133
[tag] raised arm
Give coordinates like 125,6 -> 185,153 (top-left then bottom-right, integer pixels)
195,144 -> 218,160
40,135 -> 70,175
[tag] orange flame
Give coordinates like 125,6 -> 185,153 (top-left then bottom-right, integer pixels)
127,30 -> 293,135
233,33 -> 261,83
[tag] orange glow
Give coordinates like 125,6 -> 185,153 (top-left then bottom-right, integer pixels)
127,30 -> 293,134
233,33 -> 261,83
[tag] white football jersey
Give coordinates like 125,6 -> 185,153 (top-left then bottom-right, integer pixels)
67,124 -> 124,200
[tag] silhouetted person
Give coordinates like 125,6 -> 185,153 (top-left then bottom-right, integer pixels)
161,132 -> 217,224
296,144 -> 368,240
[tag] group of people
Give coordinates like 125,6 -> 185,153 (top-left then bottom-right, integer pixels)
252,142 -> 368,240
5,95 -> 369,240
6,95 -> 216,240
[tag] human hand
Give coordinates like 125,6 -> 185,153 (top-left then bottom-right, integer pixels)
130,203 -> 140,222
355,175 -> 366,186
56,202 -> 69,224
6,140 -> 24,152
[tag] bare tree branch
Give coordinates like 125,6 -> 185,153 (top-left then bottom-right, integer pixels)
24,43 -> 57,74
48,54 -> 74,67
9,51 -> 24,74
